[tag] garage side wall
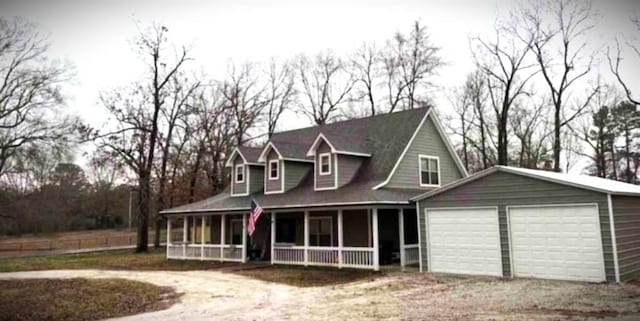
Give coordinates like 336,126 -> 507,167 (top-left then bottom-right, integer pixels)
612,195 -> 640,281
417,171 -> 615,281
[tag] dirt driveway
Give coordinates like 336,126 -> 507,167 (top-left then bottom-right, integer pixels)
1,269 -> 639,321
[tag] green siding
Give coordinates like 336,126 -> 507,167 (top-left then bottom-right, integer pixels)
285,161 -> 311,192
387,114 -> 463,189
337,155 -> 364,187
417,171 -> 616,282
249,165 -> 264,194
612,195 -> 640,281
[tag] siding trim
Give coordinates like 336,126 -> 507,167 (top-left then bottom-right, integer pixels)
608,194 -> 621,282
258,142 -> 282,162
225,148 -> 264,167
306,132 -> 372,157
506,203 -> 606,282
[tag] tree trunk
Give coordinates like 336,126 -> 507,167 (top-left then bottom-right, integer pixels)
553,107 -> 561,172
136,172 -> 150,253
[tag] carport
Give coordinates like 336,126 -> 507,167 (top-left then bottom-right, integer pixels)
411,165 -> 640,283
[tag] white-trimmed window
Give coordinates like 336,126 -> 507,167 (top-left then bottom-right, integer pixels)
319,153 -> 331,175
269,159 -> 279,180
308,216 -> 333,246
419,155 -> 440,186
235,164 -> 245,183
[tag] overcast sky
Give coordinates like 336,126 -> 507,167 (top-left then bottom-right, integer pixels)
2,0 -> 639,171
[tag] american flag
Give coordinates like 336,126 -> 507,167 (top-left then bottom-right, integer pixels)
247,199 -> 263,236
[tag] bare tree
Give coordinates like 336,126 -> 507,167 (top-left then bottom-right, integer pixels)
471,20 -> 537,166
0,17 -> 75,179
382,21 -> 443,112
264,58 -> 296,138
222,61 -> 268,144
445,86 -> 473,170
510,98 -> 553,169
154,73 -> 201,247
521,0 -> 598,172
351,42 -> 379,116
608,16 -> 640,106
569,83 -> 621,178
296,51 -> 356,125
91,23 -> 190,253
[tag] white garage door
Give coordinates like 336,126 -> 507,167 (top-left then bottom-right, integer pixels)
509,205 -> 606,282
426,208 -> 502,276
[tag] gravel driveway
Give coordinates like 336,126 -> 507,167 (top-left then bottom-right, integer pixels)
1,269 -> 639,321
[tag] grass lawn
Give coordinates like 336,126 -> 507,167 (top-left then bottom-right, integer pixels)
0,278 -> 179,321
0,249 -> 230,272
234,265 -> 379,287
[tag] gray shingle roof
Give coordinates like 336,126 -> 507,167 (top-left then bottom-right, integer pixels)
270,107 -> 429,180
163,107 -> 431,214
237,146 -> 263,163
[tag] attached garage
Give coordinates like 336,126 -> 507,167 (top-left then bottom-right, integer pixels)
412,166 -> 640,283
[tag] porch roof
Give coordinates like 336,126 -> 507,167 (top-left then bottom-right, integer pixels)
161,185 -> 425,214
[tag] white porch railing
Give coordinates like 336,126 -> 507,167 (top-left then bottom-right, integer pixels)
403,244 -> 420,265
342,247 -> 374,268
272,246 -> 305,265
166,243 -> 244,262
272,245 -> 375,269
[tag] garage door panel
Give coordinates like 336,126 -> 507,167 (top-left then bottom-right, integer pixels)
427,208 -> 502,277
509,205 -> 605,282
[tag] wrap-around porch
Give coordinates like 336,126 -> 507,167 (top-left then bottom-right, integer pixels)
166,207 -> 419,271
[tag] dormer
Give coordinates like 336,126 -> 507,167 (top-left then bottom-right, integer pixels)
258,142 -> 313,194
225,147 -> 264,197
306,133 -> 371,191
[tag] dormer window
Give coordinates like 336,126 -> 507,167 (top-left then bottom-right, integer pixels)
235,164 -> 245,183
269,159 -> 279,180
419,155 -> 440,186
319,153 -> 331,175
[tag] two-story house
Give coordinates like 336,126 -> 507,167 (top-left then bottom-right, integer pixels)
161,107 -> 468,271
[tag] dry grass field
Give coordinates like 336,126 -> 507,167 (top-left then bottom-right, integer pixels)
0,229 -> 172,257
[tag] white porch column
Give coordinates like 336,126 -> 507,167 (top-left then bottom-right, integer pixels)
338,209 -> 343,269
242,213 -> 247,263
166,217 -> 171,258
372,208 -> 379,271
182,216 -> 188,258
367,209 -> 372,247
399,209 -> 405,269
304,211 -> 309,266
220,214 -> 226,262
201,215 -> 205,260
271,212 -> 276,264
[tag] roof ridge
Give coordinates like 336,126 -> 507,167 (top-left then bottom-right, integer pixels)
271,107 -> 430,137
